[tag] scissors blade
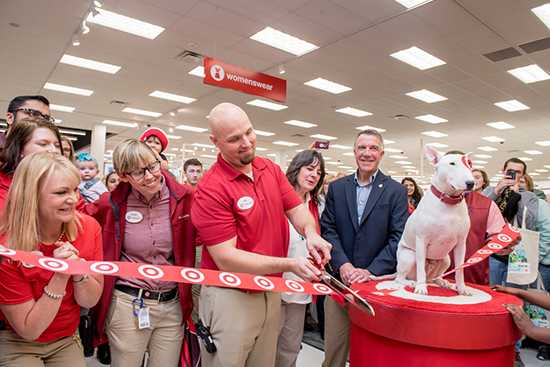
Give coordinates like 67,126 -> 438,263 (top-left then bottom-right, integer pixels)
321,271 -> 375,316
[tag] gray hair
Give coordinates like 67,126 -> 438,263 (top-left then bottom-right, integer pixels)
354,129 -> 385,151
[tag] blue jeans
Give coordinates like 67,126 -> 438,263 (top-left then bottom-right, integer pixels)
489,256 -> 528,353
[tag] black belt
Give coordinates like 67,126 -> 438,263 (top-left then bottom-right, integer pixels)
115,285 -> 178,302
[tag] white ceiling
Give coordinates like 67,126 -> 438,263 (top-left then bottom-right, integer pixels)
2,0 -> 550,182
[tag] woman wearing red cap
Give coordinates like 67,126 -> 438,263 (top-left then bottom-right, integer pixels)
140,128 -> 170,171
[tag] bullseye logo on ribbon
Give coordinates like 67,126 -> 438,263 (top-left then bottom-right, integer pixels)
181,269 -> 205,283
138,265 -> 164,279
38,258 -> 69,272
285,279 -> 305,293
0,248 -> 16,256
312,283 -> 333,294
220,272 -> 241,287
90,262 -> 119,274
254,276 -> 275,290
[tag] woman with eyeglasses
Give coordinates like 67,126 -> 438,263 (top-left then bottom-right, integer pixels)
0,152 -> 103,367
85,138 -> 196,367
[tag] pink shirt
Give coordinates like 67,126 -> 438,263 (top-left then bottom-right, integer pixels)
117,178 -> 177,290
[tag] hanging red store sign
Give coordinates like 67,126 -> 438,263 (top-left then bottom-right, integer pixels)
203,57 -> 287,103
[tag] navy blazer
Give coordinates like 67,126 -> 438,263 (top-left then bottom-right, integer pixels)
320,171 -> 409,276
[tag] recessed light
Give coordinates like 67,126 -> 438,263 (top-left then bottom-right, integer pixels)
175,125 -> 208,133
474,154 -> 492,158
355,125 -> 386,132
507,64 -> 550,84
395,161 -> 413,165
478,146 -> 498,152
536,169 -> 549,172
166,135 -> 182,140
304,78 -> 351,94
200,155 -> 218,159
273,141 -> 299,146
390,46 -> 445,70
384,147 -> 404,152
339,166 -> 353,169
415,114 -> 447,124
122,107 -> 162,117
385,140 -> 396,144
402,166 -> 416,169
86,8 -> 164,40
472,165 -> 485,169
533,4 -> 550,31
481,136 -> 505,143
425,142 -> 448,148
421,131 -> 448,138
44,82 -> 94,96
247,99 -> 287,111
518,157 -> 533,161
524,150 -> 543,155
149,91 -> 196,104
256,147 -> 268,151
250,27 -> 318,56
50,104 -> 75,113
343,152 -> 355,156
336,107 -> 372,117
255,130 -> 275,136
60,54 -> 121,74
192,143 -> 215,148
395,0 -> 433,8
188,66 -> 205,77
331,145 -> 352,150
284,120 -> 317,128
486,121 -> 515,130
472,160 -> 488,164
310,134 -> 337,140
102,120 -> 138,128
536,141 -> 550,146
326,161 -> 343,165
390,155 -> 408,159
494,100 -> 530,112
406,89 -> 447,103
530,172 -> 541,176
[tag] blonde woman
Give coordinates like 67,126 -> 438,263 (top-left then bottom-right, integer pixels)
0,152 -> 103,366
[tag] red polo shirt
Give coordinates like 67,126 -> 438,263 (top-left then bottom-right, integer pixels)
191,154 -> 302,276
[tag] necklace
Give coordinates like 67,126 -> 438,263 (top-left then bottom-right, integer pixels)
56,228 -> 65,243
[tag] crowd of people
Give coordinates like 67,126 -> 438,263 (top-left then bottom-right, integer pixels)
0,95 -> 549,367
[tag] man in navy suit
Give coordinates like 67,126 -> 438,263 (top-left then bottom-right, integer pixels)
320,129 -> 409,367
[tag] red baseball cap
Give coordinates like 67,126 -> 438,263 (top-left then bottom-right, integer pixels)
140,127 -> 169,152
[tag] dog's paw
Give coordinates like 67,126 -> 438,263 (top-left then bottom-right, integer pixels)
434,279 -> 452,289
457,286 -> 473,297
414,284 -> 428,295
395,277 -> 416,288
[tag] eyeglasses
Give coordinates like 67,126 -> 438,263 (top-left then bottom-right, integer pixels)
9,108 -> 55,123
126,160 -> 161,180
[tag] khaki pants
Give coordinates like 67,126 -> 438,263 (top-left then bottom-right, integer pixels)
322,297 -> 350,367
191,245 -> 203,324
0,329 -> 85,367
275,301 -> 306,367
106,289 -> 184,367
199,285 -> 281,367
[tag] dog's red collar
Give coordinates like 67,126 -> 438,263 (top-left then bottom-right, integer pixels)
430,185 -> 463,205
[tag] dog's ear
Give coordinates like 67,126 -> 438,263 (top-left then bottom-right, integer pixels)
425,145 -> 441,166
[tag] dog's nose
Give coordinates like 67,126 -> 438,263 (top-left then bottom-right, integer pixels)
465,180 -> 475,190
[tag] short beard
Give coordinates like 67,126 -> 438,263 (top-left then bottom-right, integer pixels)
240,153 -> 255,165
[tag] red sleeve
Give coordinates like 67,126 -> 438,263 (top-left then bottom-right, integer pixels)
74,214 -> 104,262
0,259 -> 34,305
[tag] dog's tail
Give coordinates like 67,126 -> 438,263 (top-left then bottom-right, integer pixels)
370,272 -> 397,281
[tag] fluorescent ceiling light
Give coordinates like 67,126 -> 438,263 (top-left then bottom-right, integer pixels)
415,114 -> 447,124
518,157 -> 533,161
524,150 -> 543,155
250,27 -> 318,56
284,120 -> 317,128
421,131 -> 448,138
343,152 -> 355,156
336,107 -> 372,117
533,4 -> 550,31
331,145 -> 352,150
122,107 -> 162,117
536,169 -> 549,172
402,166 -> 416,169
395,0 -> 433,8
395,161 -> 413,165
481,136 -> 505,143
507,64 -> 550,84
86,8 -> 164,40
478,146 -> 498,152
247,99 -> 288,111
385,147 -> 404,152
390,155 -> 408,159
494,100 -> 529,112
188,66 -> 205,77
255,130 -> 275,136
385,140 -> 396,144
102,119 -> 138,128
64,136 -> 77,141
486,121 -> 515,130
474,154 -> 492,159
472,160 -> 488,164
304,78 -> 351,94
472,165 -> 485,169
339,166 -> 352,169
60,54 -> 121,74
50,104 -> 75,112
149,91 -> 196,104
200,155 -> 218,159
192,143 -> 215,148
530,172 -> 540,176
310,134 -> 337,140
44,82 -> 93,96
390,46 -> 445,70
166,135 -> 182,140
406,89 -> 447,103
425,142 -> 448,148
255,147 -> 268,151
536,141 -> 550,146
175,125 -> 208,133
326,161 -> 343,165
273,141 -> 299,146
58,129 -> 86,136
355,125 -> 386,132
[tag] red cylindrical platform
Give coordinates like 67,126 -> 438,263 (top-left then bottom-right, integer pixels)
349,281 -> 523,367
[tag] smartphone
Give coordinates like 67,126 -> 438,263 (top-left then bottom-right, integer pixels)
315,141 -> 330,149
505,169 -> 516,180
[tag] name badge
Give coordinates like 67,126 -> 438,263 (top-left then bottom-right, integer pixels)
237,196 -> 254,210
126,211 -> 143,223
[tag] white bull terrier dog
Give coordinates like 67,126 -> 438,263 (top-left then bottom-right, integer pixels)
394,146 -> 475,296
